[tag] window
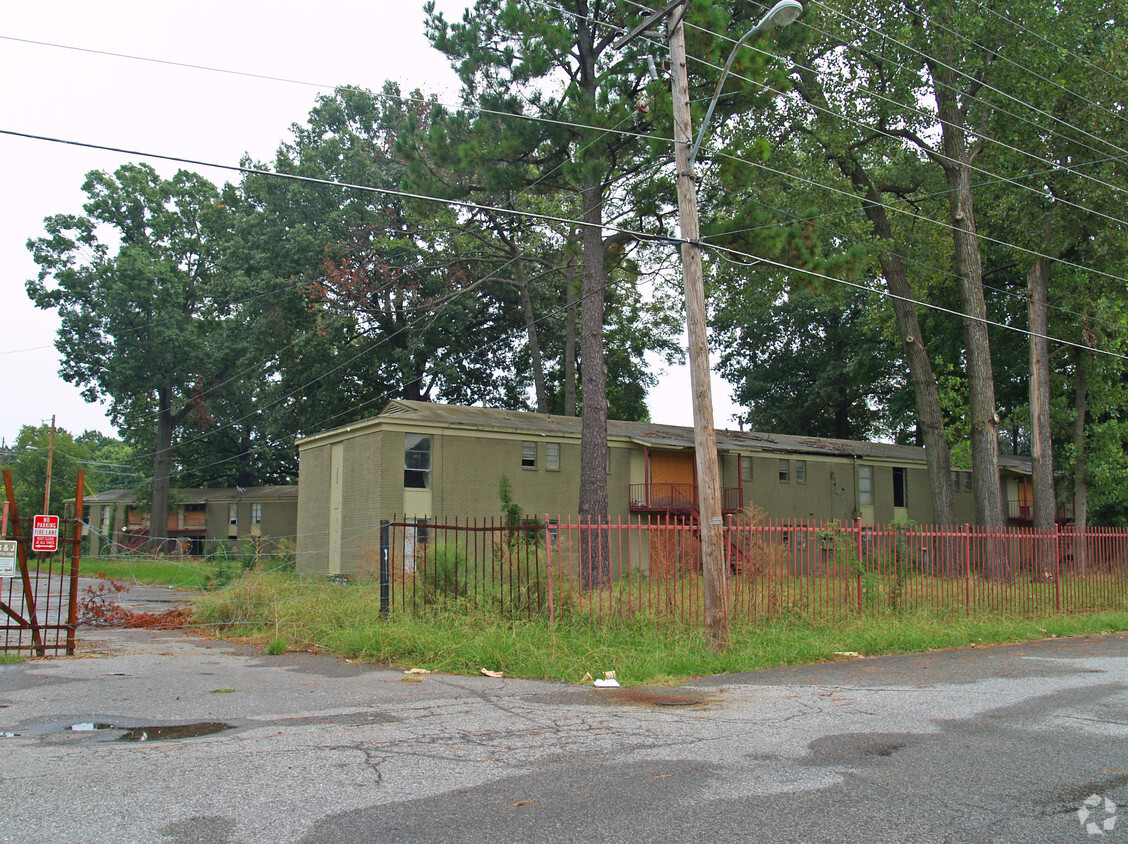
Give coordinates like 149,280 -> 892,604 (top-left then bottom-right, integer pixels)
893,467 -> 907,508
858,466 -> 874,507
522,441 -> 537,469
778,459 -> 790,483
228,503 -> 238,526
251,503 -> 262,525
963,471 -> 973,492
546,443 -> 561,471
404,434 -> 432,489
795,460 -> 807,483
740,455 -> 753,481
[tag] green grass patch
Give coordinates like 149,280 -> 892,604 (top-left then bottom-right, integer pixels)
189,572 -> 1128,685
79,556 -> 212,589
0,654 -> 25,665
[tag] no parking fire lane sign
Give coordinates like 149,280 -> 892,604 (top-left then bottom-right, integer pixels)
32,515 -> 59,553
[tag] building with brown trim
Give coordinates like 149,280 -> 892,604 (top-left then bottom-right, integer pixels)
295,400 -> 1039,578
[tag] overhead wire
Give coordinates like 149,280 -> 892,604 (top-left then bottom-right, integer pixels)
7,4 -> 1127,484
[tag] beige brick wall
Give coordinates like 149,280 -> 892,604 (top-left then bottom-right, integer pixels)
297,443 -> 331,574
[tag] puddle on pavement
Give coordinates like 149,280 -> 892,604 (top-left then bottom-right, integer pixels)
69,721 -> 233,741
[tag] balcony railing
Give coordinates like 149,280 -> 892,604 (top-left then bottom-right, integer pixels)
1007,499 -> 1075,523
629,483 -> 744,515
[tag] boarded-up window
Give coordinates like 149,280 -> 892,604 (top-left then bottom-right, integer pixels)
184,503 -> 206,529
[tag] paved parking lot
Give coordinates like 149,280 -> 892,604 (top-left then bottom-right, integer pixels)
1,612 -> 1126,842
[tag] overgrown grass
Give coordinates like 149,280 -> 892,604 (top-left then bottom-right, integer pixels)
78,556 -> 212,589
190,572 -> 1128,685
0,654 -> 24,665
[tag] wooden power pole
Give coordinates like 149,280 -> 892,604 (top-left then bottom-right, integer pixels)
618,1 -> 729,649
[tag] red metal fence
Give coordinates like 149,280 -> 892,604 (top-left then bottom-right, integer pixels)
379,515 -> 1128,626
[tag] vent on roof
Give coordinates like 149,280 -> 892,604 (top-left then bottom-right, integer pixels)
382,402 -> 412,416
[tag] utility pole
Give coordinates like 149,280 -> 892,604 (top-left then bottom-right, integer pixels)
43,414 -> 56,515
617,1 -> 728,649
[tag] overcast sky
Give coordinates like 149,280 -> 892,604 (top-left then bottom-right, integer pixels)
0,0 -> 740,447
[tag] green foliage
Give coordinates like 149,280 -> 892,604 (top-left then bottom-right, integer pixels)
205,542 -> 240,590
418,542 -> 471,604
266,637 -> 288,656
2,424 -> 137,519
498,474 -> 522,529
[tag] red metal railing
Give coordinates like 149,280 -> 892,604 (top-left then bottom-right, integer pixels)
1006,499 -> 1075,523
628,483 -> 743,514
377,516 -> 1128,626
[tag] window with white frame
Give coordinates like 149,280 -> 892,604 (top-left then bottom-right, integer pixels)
252,503 -> 262,525
740,455 -> 753,481
778,459 -> 790,483
795,460 -> 807,483
858,466 -> 874,507
522,442 -> 537,469
545,442 -> 561,471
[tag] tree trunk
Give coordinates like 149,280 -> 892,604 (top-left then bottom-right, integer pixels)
578,174 -> 610,587
1072,348 -> 1089,575
511,247 -> 549,413
563,250 -> 578,417
150,384 -> 175,554
848,160 -> 956,525
1027,254 -> 1056,529
931,65 -> 1008,580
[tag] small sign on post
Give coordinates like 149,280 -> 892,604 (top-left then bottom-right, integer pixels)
0,540 -> 16,578
32,515 -> 60,554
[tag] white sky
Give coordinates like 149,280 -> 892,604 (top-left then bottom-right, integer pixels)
0,0 -> 740,448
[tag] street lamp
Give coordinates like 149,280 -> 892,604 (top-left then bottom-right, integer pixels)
691,0 -> 804,166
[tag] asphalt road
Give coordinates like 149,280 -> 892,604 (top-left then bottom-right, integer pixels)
1,604 -> 1126,843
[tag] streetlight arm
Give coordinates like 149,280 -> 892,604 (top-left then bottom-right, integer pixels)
688,0 -> 803,167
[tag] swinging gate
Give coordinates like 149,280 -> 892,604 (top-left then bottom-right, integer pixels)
1,470 -> 84,656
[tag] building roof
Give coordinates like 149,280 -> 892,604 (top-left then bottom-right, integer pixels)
83,486 -> 298,505
299,400 -> 1033,474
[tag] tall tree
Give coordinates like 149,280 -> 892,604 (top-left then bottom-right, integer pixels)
713,287 -> 900,440
27,164 -> 241,549
425,0 -> 664,583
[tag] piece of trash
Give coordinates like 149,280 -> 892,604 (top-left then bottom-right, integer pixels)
404,668 -> 432,675
580,672 -> 593,683
594,678 -> 620,688
603,670 -> 616,680
480,669 -> 504,678
401,676 -> 424,683
833,651 -> 861,657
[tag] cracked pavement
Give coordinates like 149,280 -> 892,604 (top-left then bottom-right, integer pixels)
1,626 -> 1126,842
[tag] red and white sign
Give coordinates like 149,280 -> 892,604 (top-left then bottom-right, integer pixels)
32,515 -> 60,553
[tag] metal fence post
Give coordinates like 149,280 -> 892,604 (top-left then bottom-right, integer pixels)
1053,523 -> 1062,613
964,524 -> 972,617
855,517 -> 864,616
379,520 -> 390,617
